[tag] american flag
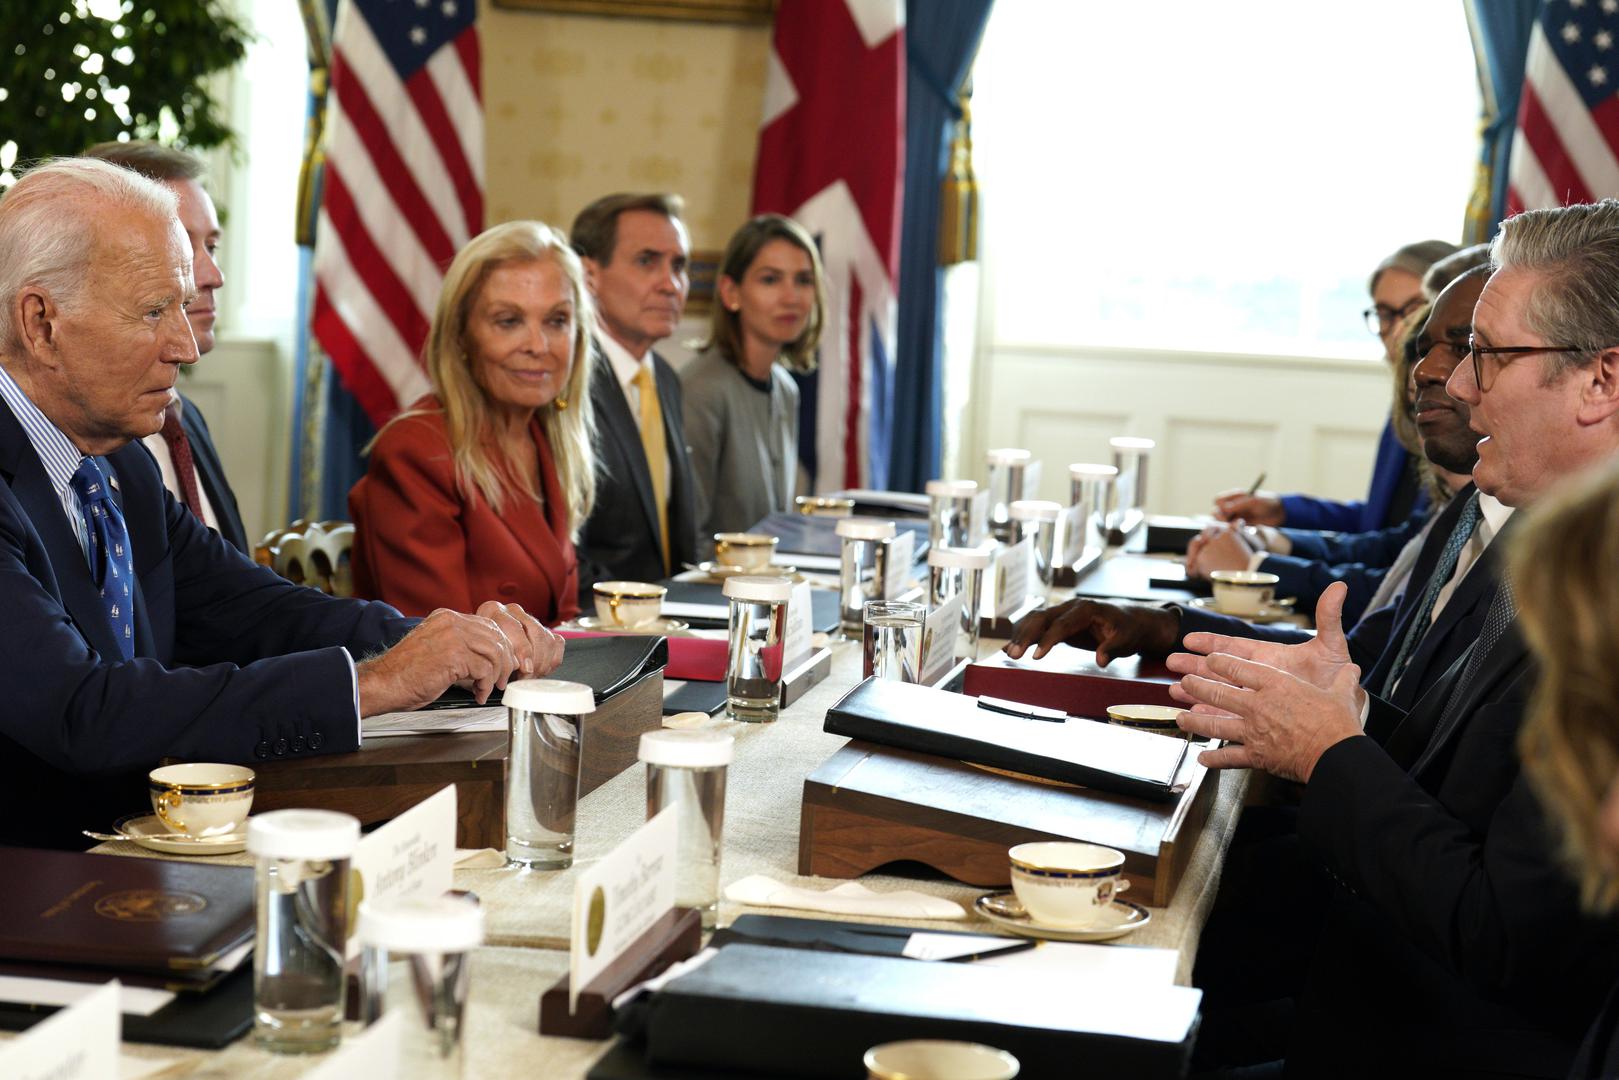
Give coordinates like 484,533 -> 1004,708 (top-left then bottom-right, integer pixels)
752,0 -> 905,491
1507,0 -> 1619,213
312,0 -> 484,427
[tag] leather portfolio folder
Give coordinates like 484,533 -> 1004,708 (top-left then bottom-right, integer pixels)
0,849 -> 251,974
428,635 -> 668,706
0,965 -> 253,1050
633,943 -> 1199,1078
824,679 -> 1189,802
962,643 -> 1179,715
749,511 -> 929,561
1144,514 -> 1206,554
1073,552 -> 1201,604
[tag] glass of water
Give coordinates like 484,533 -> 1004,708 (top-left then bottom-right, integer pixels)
928,544 -> 991,662
357,895 -> 484,1079
501,679 -> 596,870
640,729 -> 734,928
925,479 -> 978,549
862,599 -> 926,683
248,809 -> 361,1054
837,517 -> 897,637
723,574 -> 794,722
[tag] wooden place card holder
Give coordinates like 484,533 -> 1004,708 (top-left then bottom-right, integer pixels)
253,668 -> 665,848
539,907 -> 703,1039
1049,544 -> 1106,589
1105,507 -> 1146,547
780,645 -> 834,709
798,739 -> 1217,908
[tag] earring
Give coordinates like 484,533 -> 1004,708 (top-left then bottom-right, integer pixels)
555,396 -> 569,411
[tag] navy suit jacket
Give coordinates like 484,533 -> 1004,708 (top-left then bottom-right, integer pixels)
1288,619 -> 1619,1075
576,343 -> 698,600
178,392 -> 249,554
0,403 -> 415,848
1247,500 -> 1434,625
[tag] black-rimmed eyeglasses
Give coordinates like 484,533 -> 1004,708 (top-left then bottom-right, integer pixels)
1467,334 -> 1594,391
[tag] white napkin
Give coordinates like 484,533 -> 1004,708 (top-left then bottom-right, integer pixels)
724,874 -> 967,920
453,847 -> 507,869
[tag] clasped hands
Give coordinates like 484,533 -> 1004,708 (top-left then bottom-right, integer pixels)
356,601 -> 566,715
1168,582 -> 1365,783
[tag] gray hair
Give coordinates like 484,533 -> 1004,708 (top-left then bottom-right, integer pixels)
1369,239 -> 1460,295
1493,198 -> 1619,380
1422,243 -> 1493,298
0,157 -> 179,355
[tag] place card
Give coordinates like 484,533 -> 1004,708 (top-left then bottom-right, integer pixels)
881,531 -> 915,600
0,979 -> 117,1080
1059,502 -> 1086,566
967,490 -> 990,545
348,786 -> 456,955
919,594 -> 964,685
994,536 -> 1033,616
1023,459 -> 1044,500
305,1010 -> 403,1080
569,804 -> 678,1012
783,582 -> 815,670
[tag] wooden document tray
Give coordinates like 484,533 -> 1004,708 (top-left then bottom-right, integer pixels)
253,669 -> 664,848
799,738 -> 1216,907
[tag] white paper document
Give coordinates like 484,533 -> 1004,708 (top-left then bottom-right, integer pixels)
0,979 -> 119,1080
363,706 -> 505,738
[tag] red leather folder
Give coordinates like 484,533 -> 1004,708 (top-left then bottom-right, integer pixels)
961,643 -> 1177,717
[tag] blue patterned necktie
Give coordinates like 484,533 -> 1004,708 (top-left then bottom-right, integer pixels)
69,457 -> 134,661
1382,492 -> 1483,696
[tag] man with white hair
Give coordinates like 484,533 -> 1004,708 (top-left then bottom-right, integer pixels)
0,157 -> 563,849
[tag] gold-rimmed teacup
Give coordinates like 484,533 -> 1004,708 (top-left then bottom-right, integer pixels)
1008,841 -> 1129,929
148,763 -> 255,839
795,495 -> 855,518
1105,703 -> 1190,739
1208,569 -> 1280,616
865,1040 -> 1019,1079
592,581 -> 667,629
712,532 -> 778,571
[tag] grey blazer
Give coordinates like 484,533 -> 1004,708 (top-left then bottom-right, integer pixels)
678,348 -> 798,556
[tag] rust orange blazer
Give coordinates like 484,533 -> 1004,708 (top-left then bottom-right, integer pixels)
349,398 -> 580,625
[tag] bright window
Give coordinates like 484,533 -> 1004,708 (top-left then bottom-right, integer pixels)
972,2 -> 1481,359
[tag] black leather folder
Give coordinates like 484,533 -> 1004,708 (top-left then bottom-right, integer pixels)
824,678 -> 1189,802
633,943 -> 1199,1078
0,962 -> 252,1050
428,634 -> 668,708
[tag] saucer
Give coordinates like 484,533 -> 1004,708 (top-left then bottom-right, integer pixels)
112,813 -> 247,856
974,891 -> 1150,942
696,561 -> 799,580
571,615 -> 690,634
1189,596 -> 1296,623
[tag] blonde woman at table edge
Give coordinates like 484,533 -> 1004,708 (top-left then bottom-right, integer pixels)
350,221 -> 598,624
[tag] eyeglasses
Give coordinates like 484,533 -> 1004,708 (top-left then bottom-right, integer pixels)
1466,334 -> 1593,391
1363,299 -> 1424,335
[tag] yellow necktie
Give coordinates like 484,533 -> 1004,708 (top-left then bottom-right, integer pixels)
633,366 -> 671,573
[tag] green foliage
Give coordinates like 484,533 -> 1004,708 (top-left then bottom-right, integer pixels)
0,1 -> 253,186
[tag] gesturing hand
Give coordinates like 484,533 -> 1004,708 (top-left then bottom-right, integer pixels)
357,608 -> 521,715
1166,582 -> 1354,694
475,601 -> 565,678
1174,653 -> 1365,783
1005,598 -> 1179,666
1184,522 -> 1260,579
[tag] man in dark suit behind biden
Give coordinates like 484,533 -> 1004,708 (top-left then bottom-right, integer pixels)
0,158 -> 564,849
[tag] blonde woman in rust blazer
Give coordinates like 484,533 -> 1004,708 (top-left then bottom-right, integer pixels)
350,221 -> 597,624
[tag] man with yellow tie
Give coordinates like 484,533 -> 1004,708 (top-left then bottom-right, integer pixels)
571,193 -> 700,599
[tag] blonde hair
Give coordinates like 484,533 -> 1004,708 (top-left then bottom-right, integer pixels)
702,213 -> 826,374
1510,456 -> 1619,913
375,221 -> 596,532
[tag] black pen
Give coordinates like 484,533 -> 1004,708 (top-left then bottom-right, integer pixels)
975,695 -> 1067,723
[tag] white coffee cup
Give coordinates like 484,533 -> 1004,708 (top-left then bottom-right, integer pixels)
1208,569 -> 1279,616
1105,703 -> 1188,739
148,763 -> 255,838
713,532 -> 779,570
1008,841 -> 1129,929
592,581 -> 666,629
865,1040 -> 1019,1080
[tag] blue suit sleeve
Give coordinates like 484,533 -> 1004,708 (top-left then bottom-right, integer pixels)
1259,553 -> 1387,626
1278,422 -> 1411,533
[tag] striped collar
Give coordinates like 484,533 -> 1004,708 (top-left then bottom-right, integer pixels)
0,363 -> 85,499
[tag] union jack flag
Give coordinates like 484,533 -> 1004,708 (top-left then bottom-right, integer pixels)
752,0 -> 906,491
312,0 -> 484,427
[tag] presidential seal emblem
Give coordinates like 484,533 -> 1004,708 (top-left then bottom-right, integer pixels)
94,889 -> 208,922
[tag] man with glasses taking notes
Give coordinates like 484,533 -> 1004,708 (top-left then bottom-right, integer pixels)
1174,203 -> 1619,1077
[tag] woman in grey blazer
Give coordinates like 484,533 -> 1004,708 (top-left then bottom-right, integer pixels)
680,214 -> 826,560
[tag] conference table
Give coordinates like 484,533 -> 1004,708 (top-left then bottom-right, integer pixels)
82,545 -> 1255,1078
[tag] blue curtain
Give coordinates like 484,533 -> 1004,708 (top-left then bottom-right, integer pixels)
889,0 -> 994,493
1466,0 -> 1539,233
